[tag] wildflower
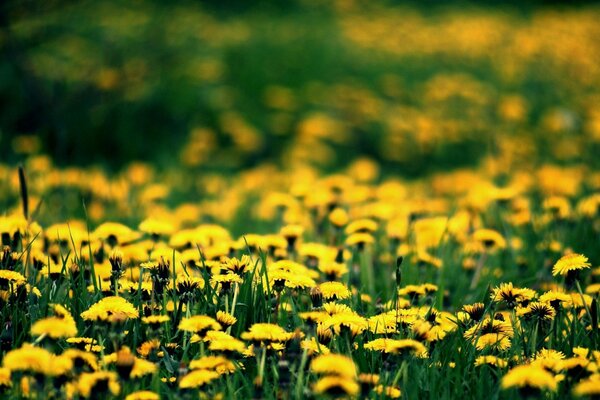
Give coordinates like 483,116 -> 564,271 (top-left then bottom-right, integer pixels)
320,313 -> 368,337
241,323 -> 292,344
552,253 -> 591,276
267,269 -> 316,291
189,356 -> 236,374
345,232 -> 375,248
464,317 -> 514,342
318,261 -> 348,280
0,367 -> 11,388
0,270 -> 26,289
374,384 -> 402,398
178,316 -> 222,336
532,349 -> 565,371
472,229 -> 507,250
319,281 -> 351,301
208,337 -> 247,354
77,371 -> 121,398
501,365 -> 557,392
137,339 -> 161,358
364,338 -> 428,357
138,218 -> 175,238
211,272 -> 244,292
115,347 -> 136,379
223,255 -> 252,275
329,208 -> 349,227
585,283 -> 600,295
62,349 -> 99,372
345,219 -> 378,234
367,314 -> 399,335
491,282 -> 532,309
131,358 -> 157,378
301,338 -> 330,356
125,391 -> 160,400
310,354 -> 357,378
216,311 -> 237,327
557,357 -> 592,378
313,376 -> 359,396
141,315 -> 170,328
462,302 -> 486,322
414,251 -> 442,269
81,296 -> 139,322
94,222 -> 139,247
280,224 -> 304,248
573,374 -> 600,397
67,337 -> 102,352
358,373 -> 380,386
398,284 -> 426,299
179,369 -> 220,389
1,344 -> 69,376
475,356 -> 508,368
517,302 -> 556,322
539,290 -> 572,310
543,196 -> 571,219
31,315 -> 78,339
175,275 -> 205,302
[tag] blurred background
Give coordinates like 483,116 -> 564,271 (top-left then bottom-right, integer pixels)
1,0 -> 600,176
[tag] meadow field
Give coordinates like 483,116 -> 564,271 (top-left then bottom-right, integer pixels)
1,1 -> 600,399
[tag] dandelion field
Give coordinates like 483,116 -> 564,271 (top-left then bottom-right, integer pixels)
1,1 -> 600,399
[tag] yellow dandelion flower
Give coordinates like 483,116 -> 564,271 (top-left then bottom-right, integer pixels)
318,261 -> 348,280
329,208 -> 349,227
2,344 -> 53,375
77,371 -> 121,398
189,356 -> 236,375
81,296 -> 139,322
552,253 -> 591,276
131,358 -> 157,378
313,376 -> 359,396
300,338 -> 330,356
472,229 -> 507,250
319,281 -> 351,300
491,282 -> 532,309
93,222 -> 139,246
345,219 -> 378,234
585,283 -> 600,295
222,255 -> 253,275
179,369 -> 220,389
31,316 -> 78,339
374,384 -> 402,398
517,302 -> 556,322
461,302 -> 486,322
241,323 -> 292,343
364,338 -> 427,357
62,349 -> 99,371
345,232 -> 375,247
573,374 -> 600,397
208,338 -> 247,354
320,313 -> 368,337
358,373 -> 380,385
310,354 -> 357,378
539,290 -> 572,309
137,339 -> 161,358
0,367 -> 11,388
141,315 -> 170,326
0,270 -> 26,287
138,218 -> 175,237
501,365 -> 557,392
474,356 -> 508,368
178,315 -> 222,335
216,311 -> 237,327
125,391 -> 160,400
